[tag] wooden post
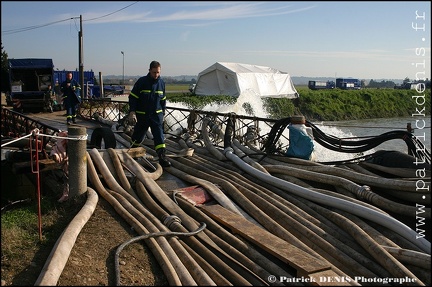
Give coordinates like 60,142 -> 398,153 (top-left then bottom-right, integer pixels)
407,123 -> 413,133
99,72 -> 104,98
407,123 -> 413,156
67,126 -> 87,197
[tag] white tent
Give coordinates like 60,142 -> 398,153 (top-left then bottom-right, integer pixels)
194,62 -> 299,98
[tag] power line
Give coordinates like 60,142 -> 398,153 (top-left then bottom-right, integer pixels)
83,1 -> 139,22
2,18 -> 79,35
2,1 -> 139,35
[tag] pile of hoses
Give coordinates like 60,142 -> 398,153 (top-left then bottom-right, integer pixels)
36,115 -> 431,286
86,147 -> 291,286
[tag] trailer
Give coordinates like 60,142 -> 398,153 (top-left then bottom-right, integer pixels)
336,78 -> 361,90
92,85 -> 124,98
308,80 -> 335,90
394,82 -> 418,90
8,58 -> 54,112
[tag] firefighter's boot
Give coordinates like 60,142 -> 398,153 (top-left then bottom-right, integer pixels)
157,148 -> 171,167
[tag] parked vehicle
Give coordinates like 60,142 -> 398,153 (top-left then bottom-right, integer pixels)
394,82 -> 418,90
308,78 -> 360,90
8,58 -> 54,112
308,80 -> 335,90
335,78 -> 361,90
92,85 -> 124,98
189,83 -> 196,93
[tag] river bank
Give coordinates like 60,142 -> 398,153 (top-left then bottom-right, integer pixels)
94,87 -> 432,123
162,88 -> 431,122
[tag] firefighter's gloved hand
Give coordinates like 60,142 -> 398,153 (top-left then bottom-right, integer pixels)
128,111 -> 137,125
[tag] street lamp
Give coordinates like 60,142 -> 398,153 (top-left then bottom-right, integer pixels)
121,51 -> 124,85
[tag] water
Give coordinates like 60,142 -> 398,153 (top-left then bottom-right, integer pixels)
314,116 -> 431,162
167,95 -> 431,163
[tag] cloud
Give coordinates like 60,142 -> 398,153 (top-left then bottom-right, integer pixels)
83,2 -> 316,24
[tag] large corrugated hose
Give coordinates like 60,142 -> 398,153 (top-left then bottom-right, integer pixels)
262,116 -> 431,165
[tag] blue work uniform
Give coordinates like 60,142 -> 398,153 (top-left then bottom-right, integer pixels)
60,79 -> 81,123
128,73 -> 167,151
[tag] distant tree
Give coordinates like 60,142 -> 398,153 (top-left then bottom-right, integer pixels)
367,79 -> 396,88
1,44 -> 9,92
368,79 -> 376,88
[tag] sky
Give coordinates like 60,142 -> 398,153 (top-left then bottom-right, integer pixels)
1,1 -> 431,80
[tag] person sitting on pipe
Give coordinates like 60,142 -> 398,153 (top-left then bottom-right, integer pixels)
286,115 -> 315,160
50,131 -> 69,202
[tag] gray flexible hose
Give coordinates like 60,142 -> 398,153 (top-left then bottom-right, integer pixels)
223,147 -> 431,254
114,223 -> 207,286
35,188 -> 99,286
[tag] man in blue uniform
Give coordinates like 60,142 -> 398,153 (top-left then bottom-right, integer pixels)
60,72 -> 81,125
128,60 -> 171,167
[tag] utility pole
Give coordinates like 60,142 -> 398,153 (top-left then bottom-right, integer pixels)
121,51 -> 124,85
71,15 -> 87,199
79,15 -> 84,98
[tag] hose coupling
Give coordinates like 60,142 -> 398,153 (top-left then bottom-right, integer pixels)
356,185 -> 373,201
162,214 -> 182,229
223,147 -> 234,156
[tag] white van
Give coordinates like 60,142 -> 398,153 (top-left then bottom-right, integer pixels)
189,83 -> 196,93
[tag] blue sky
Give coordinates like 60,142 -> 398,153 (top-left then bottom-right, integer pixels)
2,1 -> 430,80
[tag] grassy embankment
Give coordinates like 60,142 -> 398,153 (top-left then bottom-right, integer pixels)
167,85 -> 431,121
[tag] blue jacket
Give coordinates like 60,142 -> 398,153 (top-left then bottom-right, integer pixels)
60,79 -> 81,104
129,73 -> 166,115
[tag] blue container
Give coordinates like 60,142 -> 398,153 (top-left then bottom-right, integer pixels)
54,70 -> 96,98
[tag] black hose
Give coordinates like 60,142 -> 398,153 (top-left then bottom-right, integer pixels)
224,113 -> 235,149
261,117 -> 431,164
114,223 -> 207,286
262,117 -> 291,154
308,120 -> 431,162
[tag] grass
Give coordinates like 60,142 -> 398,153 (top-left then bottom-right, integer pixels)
1,170 -> 85,263
165,84 -> 190,92
1,201 -> 50,262
1,194 -> 87,287
166,86 -> 431,121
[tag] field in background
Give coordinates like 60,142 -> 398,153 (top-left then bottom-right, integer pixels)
165,84 -> 189,92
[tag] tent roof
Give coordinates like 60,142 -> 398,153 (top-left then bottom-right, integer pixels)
202,62 -> 284,74
195,62 -> 298,98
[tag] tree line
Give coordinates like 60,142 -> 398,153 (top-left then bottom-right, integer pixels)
367,78 -> 431,89
1,45 -> 429,92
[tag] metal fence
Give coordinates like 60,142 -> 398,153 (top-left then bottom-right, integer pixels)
1,107 -> 60,151
78,98 -> 289,152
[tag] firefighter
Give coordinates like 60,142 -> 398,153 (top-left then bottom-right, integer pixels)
127,61 -> 171,167
60,72 -> 81,125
